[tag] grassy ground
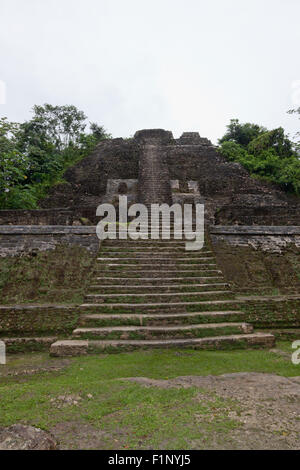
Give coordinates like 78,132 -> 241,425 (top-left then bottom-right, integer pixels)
0,342 -> 299,449
0,246 -> 96,304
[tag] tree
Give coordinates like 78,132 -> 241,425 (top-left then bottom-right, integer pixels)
216,141 -> 247,162
0,150 -> 29,194
24,104 -> 87,150
278,158 -> 300,193
0,105 -> 111,209
17,104 -> 111,184
89,122 -> 111,141
287,107 -> 300,153
248,127 -> 293,158
218,119 -> 266,147
0,118 -> 32,207
0,117 -> 20,155
218,119 -> 300,195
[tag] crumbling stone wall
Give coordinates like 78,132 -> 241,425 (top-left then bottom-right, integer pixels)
39,138 -> 141,208
165,136 -> 298,224
0,208 -> 99,226
0,226 -> 99,256
215,202 -> 300,226
210,226 -> 300,253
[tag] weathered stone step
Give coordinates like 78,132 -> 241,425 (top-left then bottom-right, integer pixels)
99,262 -> 217,267
88,283 -> 229,293
100,250 -> 213,256
79,310 -> 245,327
96,265 -> 222,277
100,248 -> 212,253
97,258 -> 215,264
50,333 -> 275,356
80,299 -> 242,314
100,250 -> 212,256
84,290 -> 233,304
94,270 -> 223,278
72,322 -> 253,340
103,240 -> 209,247
95,276 -> 224,285
103,233 -> 206,242
99,266 -> 218,274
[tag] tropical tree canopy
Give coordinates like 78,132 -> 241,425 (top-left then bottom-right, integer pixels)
0,104 -> 110,209
218,118 -> 300,195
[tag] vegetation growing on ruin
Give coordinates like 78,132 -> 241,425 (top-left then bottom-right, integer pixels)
212,242 -> 300,295
218,117 -> 300,194
0,245 -> 97,304
0,104 -> 111,209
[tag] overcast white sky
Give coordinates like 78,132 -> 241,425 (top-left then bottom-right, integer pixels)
0,0 -> 299,143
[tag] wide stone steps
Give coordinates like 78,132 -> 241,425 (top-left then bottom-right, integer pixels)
100,250 -> 213,257
97,257 -> 214,263
103,240 -> 209,247
98,266 -> 220,274
80,299 -> 242,314
87,283 -> 230,293
50,332 -> 276,356
96,266 -> 221,272
106,234 -> 204,241
94,276 -> 225,285
48,233 -> 276,356
78,310 -> 246,327
72,322 -> 253,340
98,261 -> 217,267
84,291 -> 233,304
100,243 -> 212,256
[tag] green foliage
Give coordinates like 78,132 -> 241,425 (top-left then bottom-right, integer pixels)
287,107 -> 300,153
277,158 -> 300,193
219,119 -> 300,195
248,127 -> 293,158
217,141 -> 247,162
0,104 -> 111,209
218,118 -> 266,147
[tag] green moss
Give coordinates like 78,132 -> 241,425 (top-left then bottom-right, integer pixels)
0,245 -> 97,304
212,242 -> 300,294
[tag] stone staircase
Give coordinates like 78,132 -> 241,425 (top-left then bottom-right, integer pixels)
50,131 -> 275,356
50,238 -> 275,356
138,137 -> 172,206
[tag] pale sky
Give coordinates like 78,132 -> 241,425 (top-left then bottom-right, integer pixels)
0,0 -> 299,143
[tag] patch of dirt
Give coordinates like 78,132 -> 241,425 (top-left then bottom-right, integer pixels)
50,394 -> 83,408
50,421 -> 113,450
50,393 -> 94,409
126,373 -> 300,449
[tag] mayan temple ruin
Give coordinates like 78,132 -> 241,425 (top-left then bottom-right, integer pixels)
0,129 -> 300,356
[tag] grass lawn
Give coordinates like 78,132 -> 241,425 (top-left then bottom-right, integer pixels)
0,342 -> 299,449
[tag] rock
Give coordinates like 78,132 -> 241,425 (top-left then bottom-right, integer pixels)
50,340 -> 88,357
0,424 -> 58,450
